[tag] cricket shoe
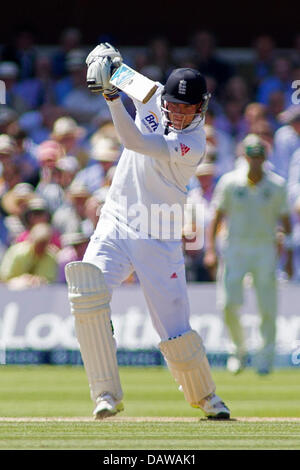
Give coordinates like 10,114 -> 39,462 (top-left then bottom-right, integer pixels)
256,362 -> 272,376
198,393 -> 230,420
93,393 -> 124,420
255,355 -> 273,376
226,354 -> 247,375
257,367 -> 271,376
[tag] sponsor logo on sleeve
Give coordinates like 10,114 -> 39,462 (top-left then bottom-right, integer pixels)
142,111 -> 159,133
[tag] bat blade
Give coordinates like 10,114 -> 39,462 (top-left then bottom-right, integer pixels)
110,64 -> 158,103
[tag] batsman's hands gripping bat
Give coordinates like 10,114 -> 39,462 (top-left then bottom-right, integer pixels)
86,42 -> 123,94
86,42 -> 158,103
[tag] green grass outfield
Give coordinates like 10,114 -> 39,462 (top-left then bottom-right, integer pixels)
0,365 -> 300,450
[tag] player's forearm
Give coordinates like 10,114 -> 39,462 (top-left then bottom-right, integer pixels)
280,214 -> 292,236
280,214 -> 293,254
205,224 -> 218,252
106,97 -> 170,159
206,210 -> 223,252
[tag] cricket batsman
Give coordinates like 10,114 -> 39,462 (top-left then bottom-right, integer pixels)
65,43 -> 230,420
204,134 -> 293,375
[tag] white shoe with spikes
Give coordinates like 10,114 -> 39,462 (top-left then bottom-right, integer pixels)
93,393 -> 124,420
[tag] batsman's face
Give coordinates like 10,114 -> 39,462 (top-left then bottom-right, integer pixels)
166,102 -> 200,130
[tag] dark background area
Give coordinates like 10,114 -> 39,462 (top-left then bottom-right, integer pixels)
0,0 -> 297,48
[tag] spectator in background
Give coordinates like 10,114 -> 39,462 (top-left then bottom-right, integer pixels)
14,55 -> 57,111
52,27 -> 82,78
35,140 -> 65,212
7,55 -> 55,112
286,147 -> 300,282
189,30 -> 235,97
272,105 -> 300,179
0,107 -> 19,135
0,135 -> 31,217
256,56 -> 294,107
19,104 -> 65,145
244,102 -> 267,133
290,33 -> 300,68
0,62 -> 28,114
184,159 -> 217,282
266,91 -> 286,131
250,118 -> 274,145
290,197 -> 300,281
36,155 -> 78,215
204,76 -> 223,117
39,154 -> 80,214
131,50 -> 147,73
89,136 -> 120,179
0,222 -> 57,288
57,231 -> 89,283
0,162 -> 23,201
0,213 -> 9,263
82,193 -> 105,235
5,126 -> 40,186
90,120 -> 119,142
215,75 -> 250,143
94,164 -> 117,204
292,65 -> 300,93
288,146 -> 300,205
74,136 -> 121,194
214,98 -> 248,143
251,35 -> 276,89
50,116 -> 88,169
221,75 -> 250,110
0,182 -> 35,243
53,155 -> 79,190
56,49 -> 105,125
1,28 -> 37,80
194,156 -> 217,203
16,197 -> 61,249
144,36 -> 176,82
0,134 -> 18,194
54,49 -> 85,104
35,55 -> 57,105
51,181 -> 91,235
203,112 -> 235,178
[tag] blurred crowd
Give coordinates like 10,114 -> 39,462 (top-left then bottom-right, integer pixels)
0,27 -> 300,288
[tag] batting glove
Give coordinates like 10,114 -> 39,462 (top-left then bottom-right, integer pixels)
86,42 -> 122,65
86,55 -> 121,96
86,43 -> 123,94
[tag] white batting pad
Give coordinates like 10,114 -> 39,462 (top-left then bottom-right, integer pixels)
159,330 -> 215,406
65,261 -> 123,403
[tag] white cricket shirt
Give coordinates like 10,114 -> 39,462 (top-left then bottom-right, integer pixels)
212,165 -> 289,245
100,85 -> 206,239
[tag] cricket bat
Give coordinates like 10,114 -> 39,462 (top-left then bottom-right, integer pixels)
109,63 -> 158,104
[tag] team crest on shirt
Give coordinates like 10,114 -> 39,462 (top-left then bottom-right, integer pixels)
142,111 -> 159,133
262,188 -> 272,200
234,187 -> 247,198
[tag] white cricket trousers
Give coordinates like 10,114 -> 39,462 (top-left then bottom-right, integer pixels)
83,213 -> 191,341
217,241 -> 278,366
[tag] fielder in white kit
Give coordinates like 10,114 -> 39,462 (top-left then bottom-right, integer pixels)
65,43 -> 230,420
205,134 -> 293,375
